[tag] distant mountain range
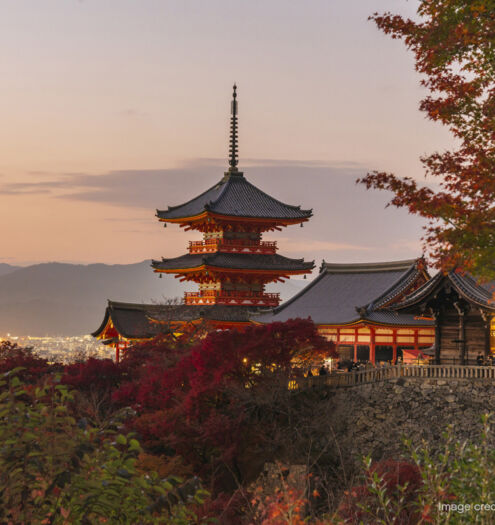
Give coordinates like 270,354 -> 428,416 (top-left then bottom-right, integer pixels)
0,264 -> 20,277
0,261 -> 308,336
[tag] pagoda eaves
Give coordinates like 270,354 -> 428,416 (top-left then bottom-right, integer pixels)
152,253 -> 314,274
156,171 -> 312,232
153,85 -> 313,308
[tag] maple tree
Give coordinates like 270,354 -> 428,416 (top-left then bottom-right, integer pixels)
62,357 -> 123,392
359,0 -> 495,279
113,319 -> 335,517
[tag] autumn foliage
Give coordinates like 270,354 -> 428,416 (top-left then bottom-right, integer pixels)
5,326 -> 495,522
113,319 -> 335,499
0,320 -> 335,521
360,0 -> 495,279
62,357 -> 124,392
0,372 -> 206,524
0,340 -> 56,384
338,459 -> 423,524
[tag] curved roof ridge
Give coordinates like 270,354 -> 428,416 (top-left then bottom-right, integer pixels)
232,176 -> 312,214
393,270 -> 495,312
156,177 -> 227,215
365,259 -> 426,311
108,300 -> 155,310
204,173 -> 235,210
92,300 -> 161,339
321,259 -> 418,274
156,172 -> 312,221
391,272 -> 445,310
91,305 -> 111,337
449,271 -> 495,308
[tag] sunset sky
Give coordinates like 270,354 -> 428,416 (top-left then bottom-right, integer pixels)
0,0 -> 452,268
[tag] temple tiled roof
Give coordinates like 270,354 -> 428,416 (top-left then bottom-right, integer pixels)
156,172 -> 312,221
393,271 -> 495,312
92,301 -> 163,340
152,252 -> 315,272
364,310 -> 431,326
254,259 -> 433,326
450,272 -> 495,309
92,300 -> 263,340
365,261 -> 427,310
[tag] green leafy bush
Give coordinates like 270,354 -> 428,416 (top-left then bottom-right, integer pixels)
337,415 -> 495,524
0,369 -> 208,524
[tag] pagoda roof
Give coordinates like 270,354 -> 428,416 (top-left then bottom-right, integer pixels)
156,172 -> 312,222
392,271 -> 495,312
92,300 -> 263,340
254,258 -> 433,326
152,252 -> 314,273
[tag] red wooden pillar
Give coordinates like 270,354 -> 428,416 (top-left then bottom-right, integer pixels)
392,329 -> 397,364
353,327 -> 358,362
370,327 -> 376,365
414,329 -> 419,352
115,342 -> 120,364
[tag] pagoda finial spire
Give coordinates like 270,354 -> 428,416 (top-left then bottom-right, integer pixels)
228,84 -> 239,173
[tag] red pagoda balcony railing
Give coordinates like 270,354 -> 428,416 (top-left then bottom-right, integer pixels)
188,239 -> 277,255
184,290 -> 280,307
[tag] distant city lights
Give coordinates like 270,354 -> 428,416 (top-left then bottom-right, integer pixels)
0,334 -> 113,363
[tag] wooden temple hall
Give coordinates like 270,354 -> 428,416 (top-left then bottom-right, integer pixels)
256,259 -> 436,364
391,272 -> 495,365
92,86 -> 495,365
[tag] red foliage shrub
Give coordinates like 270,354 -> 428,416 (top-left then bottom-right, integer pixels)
338,459 -> 422,524
0,341 -> 55,384
0,321 -> 335,523
115,318 -> 334,411
370,459 -> 422,495
119,321 -> 210,373
62,357 -> 124,392
113,319 -> 335,498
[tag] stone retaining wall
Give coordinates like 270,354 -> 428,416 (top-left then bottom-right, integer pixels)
321,377 -> 495,466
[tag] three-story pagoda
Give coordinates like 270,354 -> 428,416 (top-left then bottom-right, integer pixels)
93,86 -> 314,357
152,85 -> 314,308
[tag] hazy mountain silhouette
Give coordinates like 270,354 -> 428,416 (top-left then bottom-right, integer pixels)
0,261 -> 308,336
0,263 -> 20,277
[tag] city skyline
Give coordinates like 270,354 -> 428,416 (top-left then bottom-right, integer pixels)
0,0 -> 452,267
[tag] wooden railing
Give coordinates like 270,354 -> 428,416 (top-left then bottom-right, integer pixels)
184,290 -> 280,306
291,365 -> 495,390
188,239 -> 277,254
